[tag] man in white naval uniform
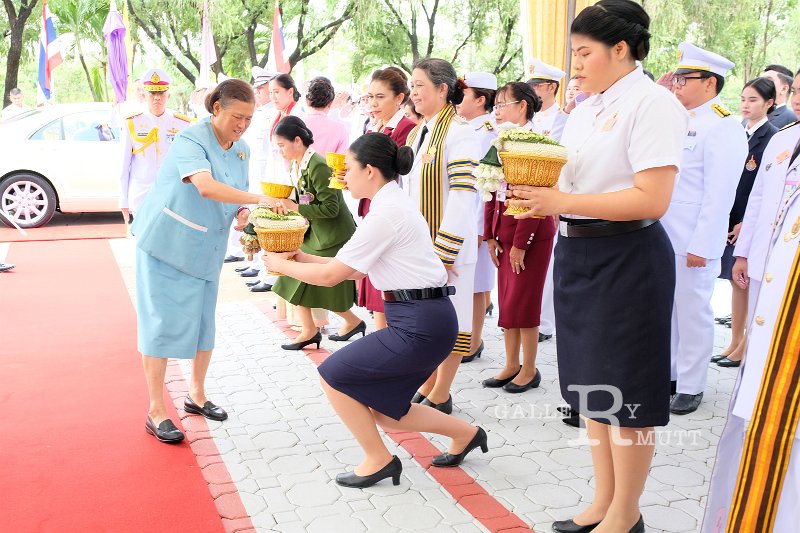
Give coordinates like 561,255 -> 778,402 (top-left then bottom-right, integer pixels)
119,69 -> 191,221
702,120 -> 800,532
662,43 -> 748,414
525,59 -> 568,343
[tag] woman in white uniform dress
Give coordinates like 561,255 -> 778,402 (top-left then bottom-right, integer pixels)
512,2 -> 687,532
402,58 -> 481,414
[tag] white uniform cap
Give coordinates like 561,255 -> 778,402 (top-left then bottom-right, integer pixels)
252,66 -> 280,88
141,68 -> 171,92
463,72 -> 497,91
675,42 -> 734,77
525,59 -> 566,82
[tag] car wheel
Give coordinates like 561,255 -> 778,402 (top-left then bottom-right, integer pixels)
0,173 -> 57,229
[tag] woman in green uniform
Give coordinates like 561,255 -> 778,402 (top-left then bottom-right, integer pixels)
271,116 -> 363,349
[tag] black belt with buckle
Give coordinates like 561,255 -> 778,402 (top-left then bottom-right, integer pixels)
558,217 -> 658,238
383,286 -> 455,302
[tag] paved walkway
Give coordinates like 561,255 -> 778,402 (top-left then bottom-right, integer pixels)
110,238 -> 736,533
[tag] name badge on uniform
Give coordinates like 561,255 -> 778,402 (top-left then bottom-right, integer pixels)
497,181 -> 508,202
776,149 -> 791,164
601,112 -> 618,132
299,192 -> 314,205
421,149 -> 436,165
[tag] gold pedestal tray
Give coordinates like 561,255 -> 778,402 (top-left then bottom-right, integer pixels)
499,151 -> 566,217
254,225 -> 307,276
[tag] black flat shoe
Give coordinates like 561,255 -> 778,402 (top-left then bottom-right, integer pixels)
431,427 -> 488,467
184,397 -> 228,421
562,413 -> 584,428
249,281 -> 272,293
628,515 -> 645,533
482,366 -> 521,388
234,265 -> 251,273
461,340 -> 484,363
485,302 -> 494,316
503,369 -> 541,393
421,395 -> 453,414
239,267 -> 260,277
710,353 -> 729,363
145,417 -> 184,443
328,321 -> 366,341
670,392 -> 703,415
224,255 -> 245,263
551,518 -> 601,532
335,456 -> 402,488
539,332 -> 553,342
411,392 -> 427,404
715,314 -> 731,324
717,357 -> 742,367
282,331 -> 322,350
245,279 -> 261,287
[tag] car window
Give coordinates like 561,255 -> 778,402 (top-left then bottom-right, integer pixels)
30,110 -> 117,142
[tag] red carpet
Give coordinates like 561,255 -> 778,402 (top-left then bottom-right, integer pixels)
0,240 -> 225,532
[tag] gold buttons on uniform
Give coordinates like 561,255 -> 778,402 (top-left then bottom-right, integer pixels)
765,273 -> 773,283
755,316 -> 765,326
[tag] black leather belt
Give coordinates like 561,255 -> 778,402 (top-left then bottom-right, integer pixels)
558,217 -> 658,238
383,286 -> 455,302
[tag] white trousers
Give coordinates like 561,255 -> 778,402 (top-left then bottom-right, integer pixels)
539,234 -> 557,335
670,255 -> 720,395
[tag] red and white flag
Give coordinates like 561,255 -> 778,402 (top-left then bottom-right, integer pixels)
268,1 -> 290,74
38,0 -> 64,102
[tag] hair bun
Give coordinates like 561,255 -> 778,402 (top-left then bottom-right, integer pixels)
394,146 -> 414,175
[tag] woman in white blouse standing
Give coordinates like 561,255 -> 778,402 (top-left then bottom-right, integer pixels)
512,1 -> 687,532
265,133 -> 487,489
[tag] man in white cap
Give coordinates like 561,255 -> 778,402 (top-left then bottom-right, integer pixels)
661,42 -> 748,414
525,58 -> 567,141
458,72 -> 498,363
119,68 -> 192,221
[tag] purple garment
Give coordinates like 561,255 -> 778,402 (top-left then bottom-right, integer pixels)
303,109 -> 350,155
103,10 -> 128,104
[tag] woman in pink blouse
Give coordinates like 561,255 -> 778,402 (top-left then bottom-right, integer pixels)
302,76 -> 350,155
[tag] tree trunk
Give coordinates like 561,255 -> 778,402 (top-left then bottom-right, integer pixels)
76,40 -> 99,102
3,0 -> 40,108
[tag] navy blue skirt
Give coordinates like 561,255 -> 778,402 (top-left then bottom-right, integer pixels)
554,222 -> 675,427
318,297 -> 458,420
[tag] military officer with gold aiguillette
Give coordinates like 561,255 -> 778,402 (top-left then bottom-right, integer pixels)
119,68 -> 192,221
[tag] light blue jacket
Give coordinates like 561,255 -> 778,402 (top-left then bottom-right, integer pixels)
132,117 -> 249,281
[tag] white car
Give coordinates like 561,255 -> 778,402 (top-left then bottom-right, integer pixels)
0,103 -> 124,228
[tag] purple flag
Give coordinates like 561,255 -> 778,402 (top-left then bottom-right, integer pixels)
103,9 -> 128,103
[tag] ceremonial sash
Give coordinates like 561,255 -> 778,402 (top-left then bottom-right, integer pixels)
127,118 -> 159,155
405,104 -> 456,240
728,244 -> 800,532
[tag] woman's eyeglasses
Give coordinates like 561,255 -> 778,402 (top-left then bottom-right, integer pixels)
493,100 -> 520,111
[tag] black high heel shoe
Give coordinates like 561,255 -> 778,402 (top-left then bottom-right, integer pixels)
421,395 -> 453,414
482,366 -> 521,388
281,331 -> 322,350
328,320 -> 367,341
485,303 -> 494,316
431,427 -> 488,467
411,392 -> 427,404
503,369 -> 541,393
551,518 -> 600,532
461,340 -> 483,363
335,456 -> 402,488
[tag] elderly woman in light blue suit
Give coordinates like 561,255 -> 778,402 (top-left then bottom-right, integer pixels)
132,79 -> 273,444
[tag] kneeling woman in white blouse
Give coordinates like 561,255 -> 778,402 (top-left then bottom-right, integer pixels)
265,133 -> 486,489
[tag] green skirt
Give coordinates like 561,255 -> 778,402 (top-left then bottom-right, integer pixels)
272,241 -> 357,312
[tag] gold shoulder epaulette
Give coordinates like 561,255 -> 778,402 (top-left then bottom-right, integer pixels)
453,115 -> 467,125
483,121 -> 494,131
780,121 -> 798,131
174,113 -> 193,123
124,111 -> 143,120
712,103 -> 731,118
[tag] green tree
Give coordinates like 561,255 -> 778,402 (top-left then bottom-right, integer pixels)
2,0 -> 40,108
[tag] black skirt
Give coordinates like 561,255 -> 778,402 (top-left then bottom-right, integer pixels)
554,222 -> 675,427
718,243 -> 735,281
317,297 -> 458,420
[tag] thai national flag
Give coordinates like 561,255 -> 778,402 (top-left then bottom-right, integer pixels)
268,1 -> 290,74
38,0 -> 63,101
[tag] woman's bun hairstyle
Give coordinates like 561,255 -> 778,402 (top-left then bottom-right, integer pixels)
274,116 -> 314,147
349,133 -> 411,181
395,146 -> 414,175
413,58 -> 464,105
745,76 -> 778,115
272,73 -> 301,101
571,0 -> 651,61
205,78 -> 256,114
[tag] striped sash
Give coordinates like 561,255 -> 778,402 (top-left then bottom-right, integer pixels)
727,245 -> 800,532
406,105 -> 457,240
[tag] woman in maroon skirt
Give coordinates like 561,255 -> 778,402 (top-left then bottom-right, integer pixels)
483,82 -> 555,393
356,67 -> 416,330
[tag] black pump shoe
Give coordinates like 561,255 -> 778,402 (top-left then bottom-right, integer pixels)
335,456 -> 402,488
145,417 -> 184,444
485,302 -> 494,316
421,395 -> 453,414
717,357 -> 742,367
482,366 -> 521,388
184,396 -> 228,421
431,427 -> 488,467
503,369 -> 541,393
411,392 -> 427,404
628,515 -> 645,533
328,321 -> 366,341
551,518 -> 600,532
461,341 -> 484,363
282,331 -> 322,350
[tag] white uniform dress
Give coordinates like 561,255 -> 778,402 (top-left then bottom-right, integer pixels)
119,110 -> 191,214
661,96 -> 748,395
401,105 -> 480,355
702,123 -> 800,531
469,113 -> 497,294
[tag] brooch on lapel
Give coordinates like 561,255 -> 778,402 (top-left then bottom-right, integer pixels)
422,148 -> 435,165
238,151 -> 246,160
745,155 -> 757,172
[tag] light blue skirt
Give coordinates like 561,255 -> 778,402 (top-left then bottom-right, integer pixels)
136,249 -> 220,359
